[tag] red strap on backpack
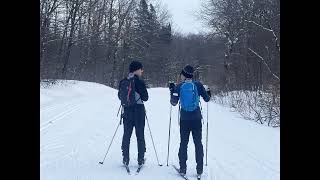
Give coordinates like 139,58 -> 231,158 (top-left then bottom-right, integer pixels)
127,82 -> 132,103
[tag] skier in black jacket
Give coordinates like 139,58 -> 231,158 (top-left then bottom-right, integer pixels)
118,61 -> 148,166
169,65 -> 211,176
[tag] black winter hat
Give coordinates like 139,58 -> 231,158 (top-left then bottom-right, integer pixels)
181,65 -> 194,78
129,60 -> 143,73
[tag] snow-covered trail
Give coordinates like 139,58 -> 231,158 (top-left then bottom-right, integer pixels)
40,81 -> 280,180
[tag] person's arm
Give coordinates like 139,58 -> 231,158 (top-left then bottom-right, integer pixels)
117,79 -> 122,100
135,78 -> 149,102
170,84 -> 180,106
197,82 -> 211,102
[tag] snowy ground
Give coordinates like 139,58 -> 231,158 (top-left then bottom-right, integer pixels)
40,80 -> 280,180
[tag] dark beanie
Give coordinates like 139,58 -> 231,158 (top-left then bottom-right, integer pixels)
129,61 -> 143,73
181,65 -> 194,78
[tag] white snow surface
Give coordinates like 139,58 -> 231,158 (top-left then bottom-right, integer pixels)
40,80 -> 280,180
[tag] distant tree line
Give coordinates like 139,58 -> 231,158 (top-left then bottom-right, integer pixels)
40,0 -> 172,87
200,0 -> 280,92
40,0 -> 234,88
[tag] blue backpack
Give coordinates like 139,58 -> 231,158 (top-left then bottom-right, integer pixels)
179,81 -> 199,111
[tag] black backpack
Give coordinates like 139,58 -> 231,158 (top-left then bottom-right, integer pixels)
118,77 -> 136,107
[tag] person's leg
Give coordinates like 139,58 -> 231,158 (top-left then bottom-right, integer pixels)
191,120 -> 204,174
121,111 -> 134,165
178,120 -> 191,174
135,107 -> 146,165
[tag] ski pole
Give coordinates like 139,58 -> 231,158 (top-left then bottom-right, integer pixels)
116,104 -> 122,116
178,103 -> 180,126
200,101 -> 204,124
145,109 -> 163,166
166,105 -> 173,166
205,102 -> 209,166
99,105 -> 122,165
117,105 -> 123,125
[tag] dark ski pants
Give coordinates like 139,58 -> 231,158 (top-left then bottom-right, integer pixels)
121,107 -> 146,163
178,119 -> 204,174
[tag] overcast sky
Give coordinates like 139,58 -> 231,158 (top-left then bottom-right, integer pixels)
158,0 -> 210,35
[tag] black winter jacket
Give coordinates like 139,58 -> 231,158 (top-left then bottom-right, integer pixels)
118,74 -> 149,120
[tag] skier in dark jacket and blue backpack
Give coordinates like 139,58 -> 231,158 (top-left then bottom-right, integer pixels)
169,65 -> 211,176
118,60 -> 148,167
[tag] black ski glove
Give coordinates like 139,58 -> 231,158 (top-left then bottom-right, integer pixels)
204,85 -> 211,98
169,82 -> 175,95
207,90 -> 211,98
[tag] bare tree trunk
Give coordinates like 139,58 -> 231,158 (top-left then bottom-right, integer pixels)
62,0 -> 81,79
108,0 -> 135,87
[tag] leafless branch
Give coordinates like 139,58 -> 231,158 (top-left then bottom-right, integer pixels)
248,48 -> 280,81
